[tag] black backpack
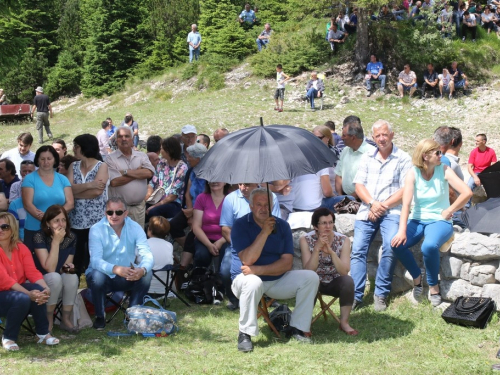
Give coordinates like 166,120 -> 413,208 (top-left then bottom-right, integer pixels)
269,304 -> 292,332
184,267 -> 223,304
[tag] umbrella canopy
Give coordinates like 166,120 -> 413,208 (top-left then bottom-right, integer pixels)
462,198 -> 500,234
194,124 -> 338,184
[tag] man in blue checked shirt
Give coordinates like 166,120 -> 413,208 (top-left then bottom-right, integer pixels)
365,54 -> 386,96
86,197 -> 153,330
350,120 -> 412,313
239,3 -> 256,25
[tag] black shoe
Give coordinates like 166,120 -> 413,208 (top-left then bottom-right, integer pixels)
226,301 -> 239,311
93,317 -> 106,330
352,299 -> 365,311
288,327 -> 311,343
237,331 -> 253,352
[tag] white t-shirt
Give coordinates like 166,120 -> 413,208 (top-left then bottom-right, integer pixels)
276,71 -> 286,89
291,168 -> 329,210
1,147 -> 35,177
146,237 -> 174,294
439,73 -> 452,86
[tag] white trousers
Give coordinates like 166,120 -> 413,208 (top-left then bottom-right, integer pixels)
232,270 -> 319,336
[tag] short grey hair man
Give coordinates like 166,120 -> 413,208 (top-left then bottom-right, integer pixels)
249,187 -> 273,207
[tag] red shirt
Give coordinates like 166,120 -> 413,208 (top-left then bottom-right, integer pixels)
0,243 -> 43,291
468,147 -> 497,174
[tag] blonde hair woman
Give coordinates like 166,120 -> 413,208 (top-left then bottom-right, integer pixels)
391,139 -> 471,306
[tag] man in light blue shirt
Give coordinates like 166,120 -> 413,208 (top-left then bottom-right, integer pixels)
187,24 -> 202,63
219,183 -> 281,309
239,3 -> 256,25
86,197 -> 153,330
365,54 -> 386,95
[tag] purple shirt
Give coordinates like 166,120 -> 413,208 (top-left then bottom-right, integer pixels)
194,192 -> 225,241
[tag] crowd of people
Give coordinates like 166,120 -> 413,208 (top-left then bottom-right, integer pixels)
1,102 -> 496,353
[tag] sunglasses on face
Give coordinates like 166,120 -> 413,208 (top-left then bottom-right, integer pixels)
317,135 -> 325,140
106,210 -> 125,216
0,224 -> 11,231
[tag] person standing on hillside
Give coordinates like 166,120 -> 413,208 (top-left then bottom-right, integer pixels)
274,64 -> 289,112
187,24 -> 202,63
31,87 -> 53,144
239,4 -> 256,26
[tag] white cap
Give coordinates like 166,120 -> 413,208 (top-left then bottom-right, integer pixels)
182,125 -> 197,135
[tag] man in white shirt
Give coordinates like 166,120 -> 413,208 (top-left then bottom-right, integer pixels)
1,132 -> 35,175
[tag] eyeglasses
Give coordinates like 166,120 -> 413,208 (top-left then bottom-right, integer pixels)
434,150 -> 442,156
21,160 -> 35,165
317,135 -> 325,140
0,224 -> 11,231
196,139 -> 200,143
239,183 -> 252,187
106,210 -> 125,216
318,221 -> 334,226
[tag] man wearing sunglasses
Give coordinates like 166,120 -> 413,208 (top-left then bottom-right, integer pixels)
86,197 -> 153,330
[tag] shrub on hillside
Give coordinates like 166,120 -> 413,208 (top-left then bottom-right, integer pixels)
250,28 -> 329,77
45,50 -> 81,99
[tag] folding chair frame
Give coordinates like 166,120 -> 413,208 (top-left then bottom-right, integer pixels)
257,296 -> 281,338
152,264 -> 191,308
312,292 -> 341,325
0,316 -> 36,336
105,292 -> 129,324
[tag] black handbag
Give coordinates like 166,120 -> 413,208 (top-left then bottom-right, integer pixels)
441,296 -> 496,329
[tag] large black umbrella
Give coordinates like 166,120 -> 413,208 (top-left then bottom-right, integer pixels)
194,123 -> 338,184
462,197 -> 500,234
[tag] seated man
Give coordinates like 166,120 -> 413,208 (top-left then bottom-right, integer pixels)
439,68 -> 455,99
239,3 -> 256,26
327,23 -> 346,52
365,54 -> 386,96
231,188 -> 319,352
305,71 -> 325,111
450,61 -> 469,95
378,5 -> 396,21
397,64 -> 418,98
256,23 -> 272,51
422,63 -> 439,99
467,133 -> 497,192
86,197 -> 154,330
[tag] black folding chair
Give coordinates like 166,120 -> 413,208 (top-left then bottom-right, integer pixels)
105,291 -> 129,324
152,264 -> 190,308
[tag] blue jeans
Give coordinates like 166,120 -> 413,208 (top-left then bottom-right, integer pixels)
193,238 -> 227,270
393,220 -> 453,286
351,214 -> 400,301
452,11 -> 461,37
306,88 -> 320,108
466,174 -> 478,208
189,48 -> 200,63
321,195 -> 356,213
146,201 -> 181,221
256,38 -> 269,51
220,246 -> 238,305
86,270 -> 152,318
133,135 -> 139,148
366,75 -> 386,90
0,283 -> 49,341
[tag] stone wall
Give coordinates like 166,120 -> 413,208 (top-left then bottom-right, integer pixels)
292,214 -> 500,310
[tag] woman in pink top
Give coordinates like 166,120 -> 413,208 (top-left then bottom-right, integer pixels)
0,212 -> 59,351
192,182 -> 230,270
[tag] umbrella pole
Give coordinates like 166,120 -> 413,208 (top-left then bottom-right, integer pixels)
266,182 -> 277,234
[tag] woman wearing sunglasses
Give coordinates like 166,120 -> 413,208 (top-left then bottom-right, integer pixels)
391,139 -> 471,306
33,205 -> 78,333
0,212 -> 59,351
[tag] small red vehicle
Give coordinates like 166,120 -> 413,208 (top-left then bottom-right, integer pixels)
0,104 -> 32,120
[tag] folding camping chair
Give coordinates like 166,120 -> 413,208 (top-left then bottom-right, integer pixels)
105,291 -> 129,324
257,296 -> 281,338
151,264 -> 191,308
0,316 -> 36,336
312,292 -> 340,325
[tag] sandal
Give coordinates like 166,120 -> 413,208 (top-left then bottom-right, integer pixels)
2,336 -> 19,351
339,325 -> 359,336
37,333 -> 60,346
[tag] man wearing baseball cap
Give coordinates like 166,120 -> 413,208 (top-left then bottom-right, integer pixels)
31,86 -> 53,143
180,125 -> 197,166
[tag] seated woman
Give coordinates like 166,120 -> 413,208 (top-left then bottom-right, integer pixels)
146,216 -> 174,295
0,212 -> 59,351
300,208 -> 358,335
145,137 -> 188,221
391,139 -> 472,306
192,182 -> 229,270
33,205 -> 79,333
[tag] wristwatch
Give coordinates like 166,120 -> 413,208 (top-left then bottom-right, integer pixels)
368,199 -> 375,209
121,169 -> 128,176
142,267 -> 147,277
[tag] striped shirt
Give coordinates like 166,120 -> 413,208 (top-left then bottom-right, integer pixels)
353,144 -> 412,220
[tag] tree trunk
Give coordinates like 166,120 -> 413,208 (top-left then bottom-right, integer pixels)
355,8 -> 370,72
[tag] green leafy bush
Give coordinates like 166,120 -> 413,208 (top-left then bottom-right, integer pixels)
45,50 -> 81,99
250,27 -> 330,77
